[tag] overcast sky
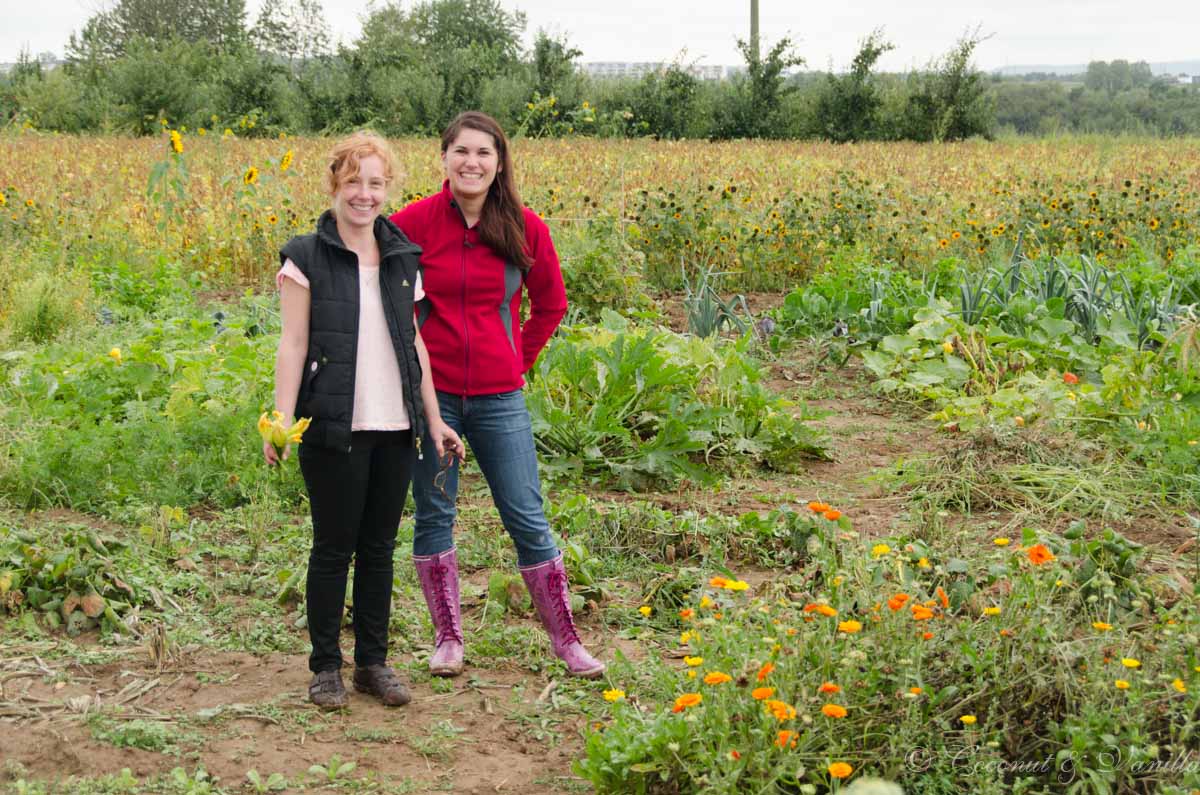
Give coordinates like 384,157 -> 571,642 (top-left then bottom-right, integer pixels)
2,0 -> 1197,71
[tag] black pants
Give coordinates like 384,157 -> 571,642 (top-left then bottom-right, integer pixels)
299,430 -> 414,673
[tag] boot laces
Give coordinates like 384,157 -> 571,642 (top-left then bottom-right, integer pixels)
430,563 -> 463,644
546,569 -> 581,646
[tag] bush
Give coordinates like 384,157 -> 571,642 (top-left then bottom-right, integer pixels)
7,272 -> 90,343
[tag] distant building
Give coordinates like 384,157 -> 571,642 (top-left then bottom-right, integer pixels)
582,62 -> 732,81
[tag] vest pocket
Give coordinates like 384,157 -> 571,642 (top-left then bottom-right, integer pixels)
298,347 -> 324,408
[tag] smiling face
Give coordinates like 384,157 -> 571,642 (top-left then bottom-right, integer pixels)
442,127 -> 500,203
332,154 -> 388,230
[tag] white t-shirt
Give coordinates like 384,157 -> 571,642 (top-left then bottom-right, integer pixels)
278,259 -> 424,431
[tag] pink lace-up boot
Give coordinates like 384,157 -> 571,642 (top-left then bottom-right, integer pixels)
520,553 -> 605,679
413,548 -> 464,677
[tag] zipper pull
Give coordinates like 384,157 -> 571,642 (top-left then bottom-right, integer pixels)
415,433 -> 423,460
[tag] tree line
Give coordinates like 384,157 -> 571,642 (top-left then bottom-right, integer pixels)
2,0 -> 1198,139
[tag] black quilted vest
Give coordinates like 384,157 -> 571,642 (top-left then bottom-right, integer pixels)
280,211 -> 425,453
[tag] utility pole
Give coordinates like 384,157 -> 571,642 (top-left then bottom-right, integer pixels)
750,0 -> 760,62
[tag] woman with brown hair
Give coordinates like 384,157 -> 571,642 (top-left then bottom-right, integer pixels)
390,111 -> 604,679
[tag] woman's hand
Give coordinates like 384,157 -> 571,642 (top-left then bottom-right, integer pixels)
262,439 -> 291,466
428,420 -> 465,464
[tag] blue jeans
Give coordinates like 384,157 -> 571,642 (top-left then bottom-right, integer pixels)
413,389 -> 559,567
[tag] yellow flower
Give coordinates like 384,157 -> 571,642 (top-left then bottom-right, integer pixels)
917,557 -> 931,569
993,537 -> 1010,547
108,347 -> 122,365
1121,658 -> 1141,669
871,544 -> 891,557
1115,679 -> 1130,690
960,715 -> 977,725
224,128 -> 234,137
764,699 -> 797,721
1092,621 -> 1112,631
699,596 -> 713,609
680,631 -> 694,645
280,149 -> 294,172
243,166 -> 259,186
726,579 -> 750,591
638,605 -> 652,617
1014,416 -> 1025,427
25,198 -> 35,208
942,340 -> 954,353
169,129 -> 183,154
602,689 -> 625,702
1171,678 -> 1187,693
0,191 -> 7,207
683,656 -> 703,667
983,606 -> 1001,616
837,620 -> 863,634
198,127 -> 207,136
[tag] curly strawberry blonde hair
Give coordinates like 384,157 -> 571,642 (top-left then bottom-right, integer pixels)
323,131 -> 399,196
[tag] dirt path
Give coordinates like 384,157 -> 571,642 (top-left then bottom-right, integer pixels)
1,638 -> 593,793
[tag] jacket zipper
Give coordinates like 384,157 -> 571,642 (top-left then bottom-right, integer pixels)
461,231 -> 471,398
346,248 -> 360,452
379,255 -> 424,459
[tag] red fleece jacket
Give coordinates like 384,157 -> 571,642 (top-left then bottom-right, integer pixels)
390,183 -> 568,396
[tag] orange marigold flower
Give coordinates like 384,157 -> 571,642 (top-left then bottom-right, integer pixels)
729,749 -> 741,760
823,509 -> 842,521
1027,544 -> 1056,565
671,693 -> 702,712
776,729 -> 798,748
821,703 -> 848,718
909,686 -> 923,695
1063,371 -> 1079,385
922,631 -> 934,640
703,671 -> 733,686
886,594 -> 910,611
679,608 -> 695,620
757,662 -> 776,682
709,576 -> 731,588
936,586 -> 950,609
818,682 -> 841,694
828,762 -> 853,779
765,699 -> 797,721
807,501 -> 831,513
911,605 -> 934,621
752,686 -> 776,700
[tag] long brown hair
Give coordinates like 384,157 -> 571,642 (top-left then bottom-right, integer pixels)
441,111 -> 531,271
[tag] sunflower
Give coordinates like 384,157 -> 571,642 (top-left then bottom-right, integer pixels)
243,166 -> 259,185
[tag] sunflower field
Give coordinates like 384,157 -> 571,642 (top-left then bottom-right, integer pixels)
0,129 -> 1197,795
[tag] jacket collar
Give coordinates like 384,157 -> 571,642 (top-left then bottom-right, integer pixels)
316,209 -> 421,260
